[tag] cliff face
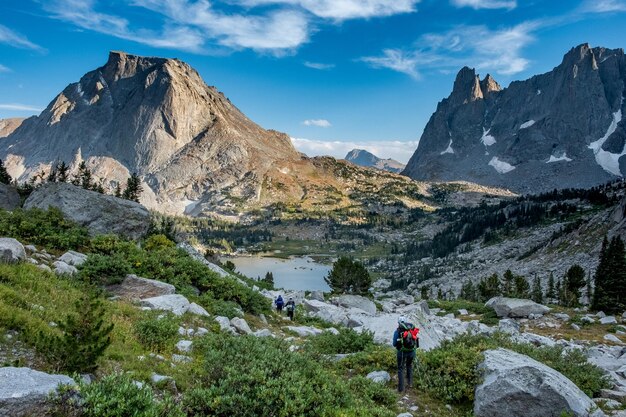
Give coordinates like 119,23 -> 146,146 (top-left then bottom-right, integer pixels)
0,51 -> 301,214
403,44 -> 626,193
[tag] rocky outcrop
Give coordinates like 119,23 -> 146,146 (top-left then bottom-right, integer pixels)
0,238 -> 26,263
330,295 -> 377,315
140,294 -> 190,316
0,118 -> 24,138
108,274 -> 176,300
345,149 -> 405,174
24,182 -> 150,240
404,44 -> 626,193
486,297 -> 550,318
0,367 -> 75,417
58,250 -> 88,266
474,349 -> 605,417
0,184 -> 20,211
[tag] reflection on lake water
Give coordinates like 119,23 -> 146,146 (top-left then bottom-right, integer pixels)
223,255 -> 331,291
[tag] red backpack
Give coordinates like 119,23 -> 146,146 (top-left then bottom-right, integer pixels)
399,323 -> 419,351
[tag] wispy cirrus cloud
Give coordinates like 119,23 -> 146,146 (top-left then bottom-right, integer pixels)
581,0 -> 626,12
451,0 -> 516,10
234,0 -> 420,20
0,64 -> 10,73
304,61 -> 335,70
303,119 -> 332,128
0,103 -> 44,112
0,24 -> 44,51
291,137 -> 418,163
40,0 -> 420,55
362,22 -> 538,79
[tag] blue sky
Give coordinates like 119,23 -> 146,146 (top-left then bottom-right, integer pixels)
1,0 -> 625,162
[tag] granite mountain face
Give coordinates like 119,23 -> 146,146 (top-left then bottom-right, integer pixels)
0,51 -> 304,214
344,149 -> 405,173
403,44 -> 626,194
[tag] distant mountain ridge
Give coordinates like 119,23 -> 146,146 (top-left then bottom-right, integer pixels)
403,44 -> 626,193
344,149 -> 405,173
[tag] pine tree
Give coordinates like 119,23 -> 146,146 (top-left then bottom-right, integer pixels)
114,183 -> 122,198
38,291 -> 113,373
460,279 -> 477,302
531,275 -> 543,304
325,256 -> 371,294
593,236 -> 626,313
47,163 -> 58,182
563,264 -> 585,307
546,272 -> 556,302
437,287 -> 444,300
0,159 -> 11,185
420,285 -> 430,300
57,161 -> 69,183
502,269 -> 515,297
512,274 -> 530,299
555,278 -> 562,305
122,173 -> 143,202
75,161 -> 93,190
477,273 -> 501,302
264,271 -> 274,287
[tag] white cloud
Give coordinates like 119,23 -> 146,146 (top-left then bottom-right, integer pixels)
361,22 -> 537,78
303,119 -> 332,128
304,61 -> 335,70
0,104 -> 44,112
581,0 -> 626,12
451,0 -> 516,10
0,24 -> 44,51
0,64 -> 10,73
236,0 -> 420,20
291,137 -> 418,163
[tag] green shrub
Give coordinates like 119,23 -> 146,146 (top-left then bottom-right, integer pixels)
479,308 -> 499,325
79,254 -> 131,285
333,345 -> 398,375
37,291 -> 113,373
428,299 -> 493,315
199,276 -> 270,315
0,207 -> 89,250
307,328 -> 375,354
62,373 -> 184,417
143,234 -> 175,252
199,296 -> 242,319
134,312 -> 180,352
89,234 -> 139,256
189,333 -> 396,417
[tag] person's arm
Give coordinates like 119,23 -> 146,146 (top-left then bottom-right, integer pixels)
392,329 -> 399,348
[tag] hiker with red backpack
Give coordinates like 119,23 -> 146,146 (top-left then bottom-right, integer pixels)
392,315 -> 419,392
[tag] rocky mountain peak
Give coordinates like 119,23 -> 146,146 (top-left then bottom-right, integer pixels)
403,44 -> 626,193
451,66 -> 483,104
480,74 -> 502,96
344,149 -> 406,173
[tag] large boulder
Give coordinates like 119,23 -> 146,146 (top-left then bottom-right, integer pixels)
0,183 -> 20,211
0,238 -> 26,263
108,274 -> 176,300
330,295 -> 377,315
0,367 -> 75,417
140,294 -> 190,316
474,348 -> 605,417
24,182 -> 150,240
486,297 -> 550,318
57,250 -> 88,266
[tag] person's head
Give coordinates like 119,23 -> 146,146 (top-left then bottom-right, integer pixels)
289,297 -> 293,301
397,315 -> 407,325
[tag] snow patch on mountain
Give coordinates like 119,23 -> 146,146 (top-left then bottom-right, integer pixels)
489,157 -> 516,174
588,97 -> 624,176
480,128 -> 496,146
440,139 -> 454,155
520,120 -> 535,129
547,153 -> 573,163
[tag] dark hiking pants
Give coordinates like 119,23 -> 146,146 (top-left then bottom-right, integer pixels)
397,349 -> 415,392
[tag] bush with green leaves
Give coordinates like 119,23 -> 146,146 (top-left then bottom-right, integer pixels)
55,373 -> 184,417
307,327 -> 375,354
133,312 -> 180,352
325,256 -> 371,294
79,254 -> 132,285
0,207 -> 89,250
186,333 -> 396,417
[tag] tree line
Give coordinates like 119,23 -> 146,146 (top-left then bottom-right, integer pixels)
0,159 -> 142,202
450,235 -> 626,314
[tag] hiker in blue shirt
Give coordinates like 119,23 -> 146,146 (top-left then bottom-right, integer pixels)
392,315 -> 419,392
275,295 -> 284,314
